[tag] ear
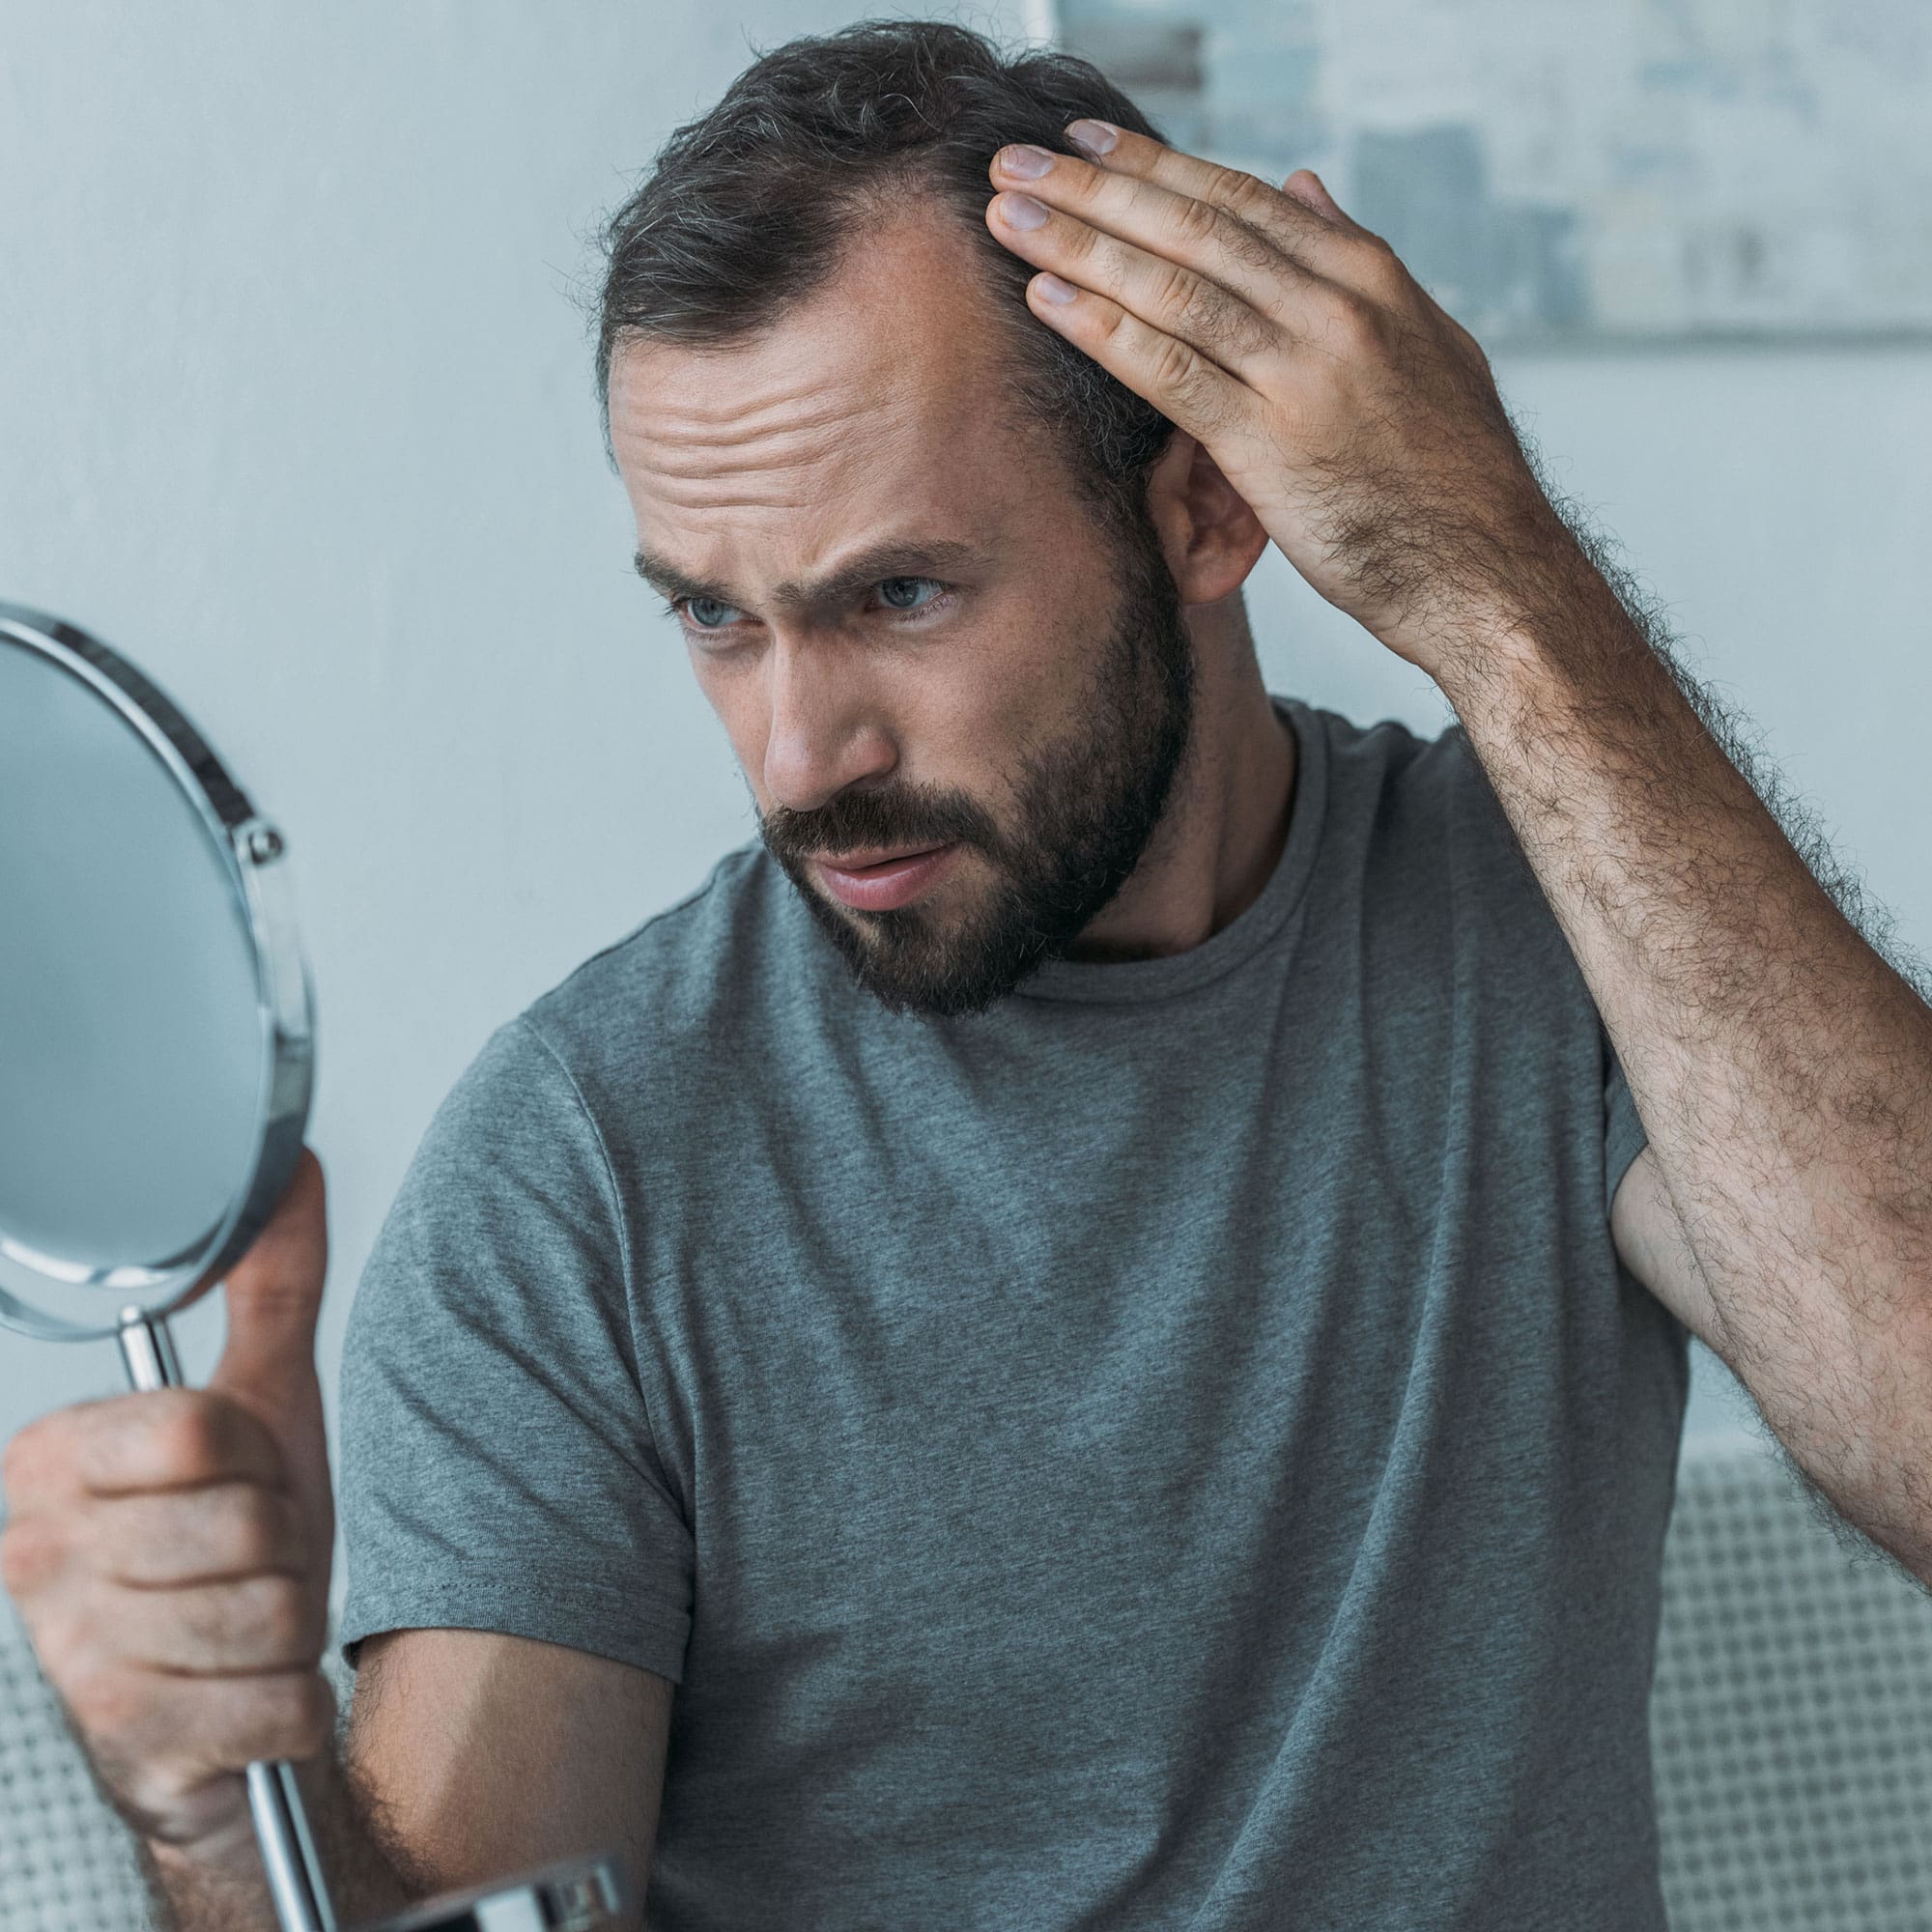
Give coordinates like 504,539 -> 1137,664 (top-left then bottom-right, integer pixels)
1143,430 -> 1271,607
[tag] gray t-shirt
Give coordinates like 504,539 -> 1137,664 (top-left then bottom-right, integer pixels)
339,696 -> 1690,1930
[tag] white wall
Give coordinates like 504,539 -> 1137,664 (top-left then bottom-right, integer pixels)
4,5 -> 1924,1530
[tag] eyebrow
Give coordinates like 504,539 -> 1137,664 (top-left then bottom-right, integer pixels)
633,534 -> 997,614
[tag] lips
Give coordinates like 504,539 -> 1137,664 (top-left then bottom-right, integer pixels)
821,843 -> 944,871
814,841 -> 961,912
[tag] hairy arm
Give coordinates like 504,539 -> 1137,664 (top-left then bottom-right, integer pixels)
1436,530 -> 1932,1579
137,1750 -> 412,1932
957,110 -> 1932,1565
137,1628 -> 672,1929
341,1626 -> 672,1900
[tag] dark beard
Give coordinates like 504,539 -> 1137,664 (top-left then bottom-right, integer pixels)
757,509 -> 1195,1019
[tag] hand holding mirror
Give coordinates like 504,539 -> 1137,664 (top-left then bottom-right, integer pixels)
0,603 -> 632,1931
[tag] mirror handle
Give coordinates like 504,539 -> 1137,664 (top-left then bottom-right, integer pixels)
117,1310 -> 340,1932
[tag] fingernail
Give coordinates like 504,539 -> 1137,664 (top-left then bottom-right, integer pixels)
999,192 -> 1049,230
998,143 -> 1055,179
1065,119 -> 1119,157
1033,272 -> 1079,304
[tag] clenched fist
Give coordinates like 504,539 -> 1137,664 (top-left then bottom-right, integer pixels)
1,1150 -> 337,1864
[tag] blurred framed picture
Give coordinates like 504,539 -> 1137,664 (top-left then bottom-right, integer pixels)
1051,0 -> 1932,347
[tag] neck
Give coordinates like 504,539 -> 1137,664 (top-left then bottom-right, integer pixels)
1065,592 -> 1296,963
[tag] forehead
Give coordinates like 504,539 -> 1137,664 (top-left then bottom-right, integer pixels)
607,210 -> 1040,588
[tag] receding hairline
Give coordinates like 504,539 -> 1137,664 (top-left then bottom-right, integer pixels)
599,173 -> 1033,418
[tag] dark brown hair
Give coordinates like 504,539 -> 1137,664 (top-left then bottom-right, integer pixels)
593,16 -> 1179,546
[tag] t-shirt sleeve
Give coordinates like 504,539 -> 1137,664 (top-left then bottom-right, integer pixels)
336,1015 -> 693,1684
1603,1031 -> 1650,1220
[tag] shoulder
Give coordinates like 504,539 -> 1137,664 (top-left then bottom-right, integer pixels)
1298,701 -> 1529,885
384,839 -> 804,1223
1293,697 -> 1576,977
524,838 -> 780,1046
484,838 -> 815,1142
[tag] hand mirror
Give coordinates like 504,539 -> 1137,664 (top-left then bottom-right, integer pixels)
0,603 -> 633,1931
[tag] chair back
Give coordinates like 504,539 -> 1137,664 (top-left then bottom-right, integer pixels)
1653,1441 -> 1932,1928
0,1609 -> 147,1932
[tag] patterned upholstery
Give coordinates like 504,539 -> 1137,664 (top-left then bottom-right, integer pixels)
0,1612 -> 355,1931
1651,1440 -> 1932,1928
3,1444 -> 1930,1930
0,1610 -> 147,1930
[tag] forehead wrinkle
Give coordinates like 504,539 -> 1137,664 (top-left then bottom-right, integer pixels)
628,413 -> 872,470
645,491 -> 815,513
639,394 -> 867,441
634,440 -> 856,481
614,317 -> 983,489
618,401 -> 910,485
617,352 -> 915,448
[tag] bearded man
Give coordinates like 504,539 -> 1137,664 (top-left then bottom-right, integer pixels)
9,19 -> 1932,1932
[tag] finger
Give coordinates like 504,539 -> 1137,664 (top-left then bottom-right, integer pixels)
992,138 -> 1321,331
71,1664 -> 335,1806
987,185 -> 1287,385
1009,269 -> 1251,450
101,1570 -> 326,1675
4,1390 -> 285,1506
98,1482 -> 310,1589
208,1150 -> 334,1555
213,1146 -> 327,1396
1055,120 -> 1371,279
1280,167 -> 1375,240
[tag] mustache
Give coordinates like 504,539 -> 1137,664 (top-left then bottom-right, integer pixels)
759,782 -> 1001,864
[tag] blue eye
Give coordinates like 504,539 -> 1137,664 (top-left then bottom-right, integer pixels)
661,578 -> 953,637
878,577 -> 942,612
683,595 -> 742,631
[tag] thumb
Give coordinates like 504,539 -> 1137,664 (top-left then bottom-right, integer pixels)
207,1149 -> 333,1555
210,1146 -> 329,1397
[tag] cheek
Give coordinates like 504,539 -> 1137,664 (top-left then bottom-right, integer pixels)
914,608 -> 1097,790
690,654 -> 772,800
682,599 -> 1087,810
902,653 -> 1034,777
959,617 -> 1093,766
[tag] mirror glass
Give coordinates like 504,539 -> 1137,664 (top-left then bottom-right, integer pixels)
0,637 -> 264,1293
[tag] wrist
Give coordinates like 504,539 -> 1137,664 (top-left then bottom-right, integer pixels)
140,1817 -> 277,1932
1424,547 -> 1634,722
146,1806 -> 266,1877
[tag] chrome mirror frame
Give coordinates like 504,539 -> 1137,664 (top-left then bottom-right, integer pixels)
0,600 -> 314,1338
0,603 -> 635,1929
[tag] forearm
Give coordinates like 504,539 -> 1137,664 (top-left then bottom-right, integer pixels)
1434,539 -> 1932,1559
139,1749 -> 414,1932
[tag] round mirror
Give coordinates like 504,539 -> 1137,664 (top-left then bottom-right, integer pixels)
0,605 -> 636,1930
0,603 -> 314,1340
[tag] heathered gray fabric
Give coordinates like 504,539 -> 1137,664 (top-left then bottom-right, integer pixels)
339,696 -> 1690,1930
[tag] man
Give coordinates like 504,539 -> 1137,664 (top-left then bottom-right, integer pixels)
6,18 -> 1931,1931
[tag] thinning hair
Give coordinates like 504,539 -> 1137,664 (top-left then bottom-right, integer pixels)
592,15 -> 1180,549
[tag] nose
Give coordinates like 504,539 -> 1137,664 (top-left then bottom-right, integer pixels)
760,636 -> 896,812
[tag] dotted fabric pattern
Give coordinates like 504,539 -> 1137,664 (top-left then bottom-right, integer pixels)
1652,1442 -> 1932,1930
0,1623 -> 355,1932
0,1624 -> 147,1930
4,1450 -> 1931,1928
